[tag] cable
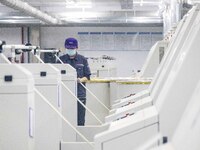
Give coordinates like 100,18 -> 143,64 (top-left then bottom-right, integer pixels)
79,82 -> 110,111
61,82 -> 103,125
56,54 -> 110,111
31,51 -> 45,63
32,52 -> 103,124
55,54 -> 64,64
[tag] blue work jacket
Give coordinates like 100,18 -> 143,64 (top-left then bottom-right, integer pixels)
59,53 -> 91,98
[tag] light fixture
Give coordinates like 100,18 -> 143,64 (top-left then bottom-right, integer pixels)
65,0 -> 92,8
60,12 -> 98,19
65,0 -> 76,4
140,0 -> 143,6
128,17 -> 163,23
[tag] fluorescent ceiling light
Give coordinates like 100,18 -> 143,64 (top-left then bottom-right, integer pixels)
60,12 -> 98,19
128,17 -> 162,23
0,19 -> 17,23
65,0 -> 92,8
133,1 -> 162,5
140,0 -> 143,6
66,0 -> 76,4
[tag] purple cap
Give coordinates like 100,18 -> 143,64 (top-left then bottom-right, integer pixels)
65,38 -> 78,49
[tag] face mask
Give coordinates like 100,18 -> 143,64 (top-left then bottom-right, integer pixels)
66,49 -> 76,56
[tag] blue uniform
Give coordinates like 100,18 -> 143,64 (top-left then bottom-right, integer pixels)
59,53 -> 91,125
59,53 -> 91,97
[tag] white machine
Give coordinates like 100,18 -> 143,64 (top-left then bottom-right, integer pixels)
88,56 -> 117,78
108,36 -> 168,104
52,64 -> 78,142
109,78 -> 151,105
2,44 -> 37,63
105,6 -> 198,123
0,64 -> 35,150
21,64 -> 62,150
108,34 -> 169,105
94,4 -> 200,150
139,40 -> 168,78
112,4 -> 199,109
109,40 -> 168,105
149,80 -> 200,150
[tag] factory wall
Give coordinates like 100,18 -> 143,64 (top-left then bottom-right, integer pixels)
0,27 -> 21,44
0,26 -> 163,77
40,26 -> 163,77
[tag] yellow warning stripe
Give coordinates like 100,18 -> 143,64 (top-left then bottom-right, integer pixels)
116,81 -> 151,84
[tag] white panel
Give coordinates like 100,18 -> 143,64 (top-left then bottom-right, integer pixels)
103,124 -> 158,150
85,82 -> 110,125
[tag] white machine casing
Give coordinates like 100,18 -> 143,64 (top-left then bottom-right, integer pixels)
110,5 -> 199,113
111,7 -> 189,109
106,7 -> 197,122
112,14 -> 185,109
140,40 -> 168,78
21,63 -> 62,150
94,4 -> 200,150
0,64 -> 35,150
52,64 -> 78,142
150,80 -> 200,150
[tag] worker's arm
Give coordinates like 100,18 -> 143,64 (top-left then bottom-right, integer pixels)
78,77 -> 88,83
81,57 -> 91,82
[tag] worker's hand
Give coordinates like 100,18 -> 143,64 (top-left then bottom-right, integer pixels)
77,77 -> 88,83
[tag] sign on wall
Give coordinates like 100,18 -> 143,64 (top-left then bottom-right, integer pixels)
78,32 -> 163,51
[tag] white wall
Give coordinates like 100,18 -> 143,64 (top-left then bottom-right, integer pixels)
0,27 -> 21,44
40,26 -> 163,77
40,27 -> 163,49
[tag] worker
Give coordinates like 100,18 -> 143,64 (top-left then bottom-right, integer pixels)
59,37 -> 91,126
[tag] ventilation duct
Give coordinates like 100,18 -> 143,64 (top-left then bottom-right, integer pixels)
0,0 -> 62,24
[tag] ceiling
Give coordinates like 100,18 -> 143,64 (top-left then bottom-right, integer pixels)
0,0 -> 176,25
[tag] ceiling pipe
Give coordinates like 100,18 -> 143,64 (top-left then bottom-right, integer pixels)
0,0 -> 63,24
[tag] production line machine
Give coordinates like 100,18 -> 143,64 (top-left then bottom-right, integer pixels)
109,30 -> 170,105
93,4 -> 200,150
112,18 -> 183,108
105,14 -> 188,123
87,55 -> 117,78
0,32 -> 170,148
139,40 -> 168,78
108,1 -> 198,124
1,5 -> 200,150
21,64 -> 62,150
0,64 -> 35,150
52,64 -> 78,142
109,38 -> 169,105
111,4 -> 198,110
0,62 -> 78,150
0,44 -> 108,150
51,5 -> 200,149
146,79 -> 200,150
0,52 -> 64,150
91,31 -> 169,106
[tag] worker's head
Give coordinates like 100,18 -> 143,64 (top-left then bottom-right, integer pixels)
65,38 -> 78,57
